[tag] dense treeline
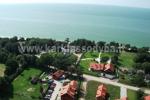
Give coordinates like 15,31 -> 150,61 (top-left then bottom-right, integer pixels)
133,52 -> 150,74
120,47 -> 150,87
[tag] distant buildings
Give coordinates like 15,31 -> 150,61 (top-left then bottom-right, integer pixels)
61,80 -> 78,100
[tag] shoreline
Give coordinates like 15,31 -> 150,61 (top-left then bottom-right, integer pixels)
0,35 -> 149,48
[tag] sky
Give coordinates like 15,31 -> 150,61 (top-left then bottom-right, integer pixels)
0,0 -> 150,8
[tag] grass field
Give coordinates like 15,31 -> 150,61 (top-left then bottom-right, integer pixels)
85,81 -> 120,100
0,64 -> 6,77
83,52 -> 114,59
118,51 -> 136,68
11,67 -> 42,100
79,60 -> 98,76
82,52 -> 99,58
80,52 -> 115,76
127,89 -> 138,100
101,52 -> 114,58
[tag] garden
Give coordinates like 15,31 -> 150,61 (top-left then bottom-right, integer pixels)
11,67 -> 42,100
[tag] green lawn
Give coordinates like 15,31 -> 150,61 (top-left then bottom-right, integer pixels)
101,52 -> 114,58
0,64 -> 6,77
127,89 -> 138,100
118,51 -> 136,68
82,52 -> 99,58
79,60 -> 98,76
80,52 -> 115,76
85,81 -> 120,100
11,67 -> 42,100
83,52 -> 114,59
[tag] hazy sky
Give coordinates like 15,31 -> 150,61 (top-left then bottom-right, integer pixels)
0,0 -> 150,8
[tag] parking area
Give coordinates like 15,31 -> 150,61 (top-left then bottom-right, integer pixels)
40,71 -> 71,100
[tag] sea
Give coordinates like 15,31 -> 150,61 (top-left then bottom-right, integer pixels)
0,4 -> 150,47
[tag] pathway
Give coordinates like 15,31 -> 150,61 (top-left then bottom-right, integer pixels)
120,87 -> 127,98
83,74 -> 150,94
81,58 -> 93,61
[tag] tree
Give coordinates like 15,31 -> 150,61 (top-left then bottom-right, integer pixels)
129,74 -> 145,86
19,37 -> 25,41
97,41 -> 106,47
0,49 -> 9,63
111,54 -> 118,64
5,58 -> 19,76
125,44 -> 130,49
101,56 -> 109,63
142,62 -> 150,74
0,77 -> 11,97
133,63 -> 142,69
137,90 -> 144,100
5,42 -> 19,54
109,41 -> 119,47
134,53 -> 150,63
97,41 -> 106,52
16,55 -> 27,67
24,54 -> 37,66
70,39 -> 95,47
138,47 -> 149,53
53,53 -> 77,70
65,38 -> 70,44
10,36 -> 18,43
39,53 -> 54,67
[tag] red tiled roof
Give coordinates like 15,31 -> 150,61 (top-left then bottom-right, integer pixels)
70,80 -> 78,90
61,80 -> 78,99
121,97 -> 128,100
90,63 -> 114,72
96,84 -> 107,98
90,63 -> 105,71
52,70 -> 64,80
144,96 -> 150,100
104,64 -> 114,72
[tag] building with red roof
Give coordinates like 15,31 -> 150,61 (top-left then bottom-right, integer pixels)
90,63 -> 114,72
90,63 -> 105,71
52,70 -> 64,80
96,84 -> 107,100
61,80 -> 78,100
104,64 -> 115,72
144,95 -> 150,100
121,97 -> 128,100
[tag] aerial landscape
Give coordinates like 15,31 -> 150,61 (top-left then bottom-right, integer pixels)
0,0 -> 150,100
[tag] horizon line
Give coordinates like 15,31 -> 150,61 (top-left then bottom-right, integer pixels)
0,2 -> 150,9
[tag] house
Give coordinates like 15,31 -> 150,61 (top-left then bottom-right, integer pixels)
70,80 -> 78,90
96,84 -> 107,100
104,64 -> 114,72
90,63 -> 114,72
52,70 -> 64,80
121,97 -> 128,100
61,80 -> 78,100
144,95 -> 150,100
90,63 -> 105,71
